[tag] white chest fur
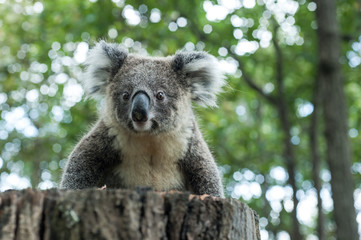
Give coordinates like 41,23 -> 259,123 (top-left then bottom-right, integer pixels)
109,127 -> 191,191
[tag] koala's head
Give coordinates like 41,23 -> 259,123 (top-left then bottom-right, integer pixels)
83,41 -> 225,135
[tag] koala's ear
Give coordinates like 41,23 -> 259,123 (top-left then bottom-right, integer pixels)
83,41 -> 128,98
172,51 -> 226,107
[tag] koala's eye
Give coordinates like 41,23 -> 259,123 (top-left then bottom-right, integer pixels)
122,92 -> 130,101
156,91 -> 165,101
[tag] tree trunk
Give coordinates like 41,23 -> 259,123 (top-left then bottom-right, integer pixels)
0,188 -> 260,240
272,28 -> 303,240
309,79 -> 325,240
276,103 -> 302,240
315,1 -> 359,240
233,28 -> 303,240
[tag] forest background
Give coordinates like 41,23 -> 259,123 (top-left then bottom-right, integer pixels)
0,0 -> 361,239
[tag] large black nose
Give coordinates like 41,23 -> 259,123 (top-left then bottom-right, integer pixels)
131,91 -> 150,122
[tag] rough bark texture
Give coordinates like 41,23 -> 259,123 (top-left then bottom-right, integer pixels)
0,188 -> 260,240
315,0 -> 359,240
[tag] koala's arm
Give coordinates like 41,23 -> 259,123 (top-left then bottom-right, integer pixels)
179,126 -> 224,198
60,120 -> 119,189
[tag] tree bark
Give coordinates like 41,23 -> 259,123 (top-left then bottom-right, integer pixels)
315,0 -> 359,240
0,188 -> 260,240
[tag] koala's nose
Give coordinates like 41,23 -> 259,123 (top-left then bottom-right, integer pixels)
131,91 -> 150,122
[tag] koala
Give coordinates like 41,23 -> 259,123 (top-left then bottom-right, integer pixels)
60,41 -> 225,198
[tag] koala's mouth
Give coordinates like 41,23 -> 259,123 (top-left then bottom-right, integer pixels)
128,119 -> 159,134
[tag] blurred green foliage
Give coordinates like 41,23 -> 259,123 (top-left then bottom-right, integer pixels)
0,0 -> 361,239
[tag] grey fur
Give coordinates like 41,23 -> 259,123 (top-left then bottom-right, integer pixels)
83,40 -> 128,98
60,42 -> 225,198
173,51 -> 226,107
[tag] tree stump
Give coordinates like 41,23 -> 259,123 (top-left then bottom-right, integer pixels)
0,188 -> 260,240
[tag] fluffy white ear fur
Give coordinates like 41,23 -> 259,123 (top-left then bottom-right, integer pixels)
173,52 -> 226,107
83,41 -> 128,98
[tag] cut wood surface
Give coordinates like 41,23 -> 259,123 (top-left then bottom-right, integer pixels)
0,188 -> 260,240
